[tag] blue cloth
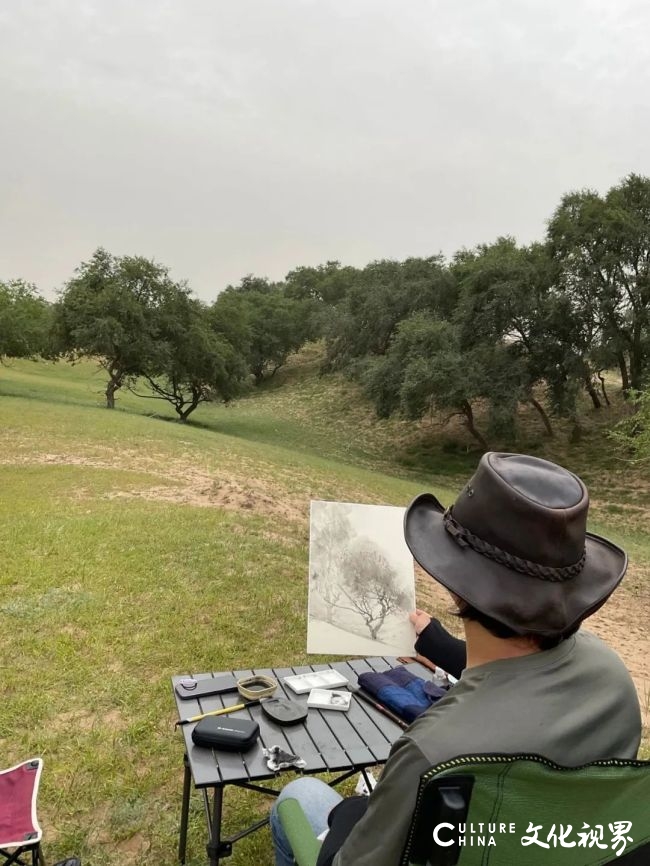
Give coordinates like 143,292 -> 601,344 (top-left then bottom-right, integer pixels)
357,666 -> 448,723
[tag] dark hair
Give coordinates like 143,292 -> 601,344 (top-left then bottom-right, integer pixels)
453,601 -> 580,650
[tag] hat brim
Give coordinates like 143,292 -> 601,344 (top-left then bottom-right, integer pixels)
404,493 -> 627,635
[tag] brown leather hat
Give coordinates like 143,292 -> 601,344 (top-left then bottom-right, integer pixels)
403,453 -> 627,635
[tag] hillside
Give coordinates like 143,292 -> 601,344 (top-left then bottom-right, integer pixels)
0,351 -> 648,865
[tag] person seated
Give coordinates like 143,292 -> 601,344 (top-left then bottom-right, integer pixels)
270,452 -> 642,866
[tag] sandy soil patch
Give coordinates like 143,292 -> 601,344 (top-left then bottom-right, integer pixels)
104,475 -> 306,522
115,832 -> 150,859
50,707 -> 127,734
2,450 -> 308,522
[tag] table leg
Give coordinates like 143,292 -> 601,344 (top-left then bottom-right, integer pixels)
179,754 -> 192,865
360,767 -> 375,793
206,787 -> 224,866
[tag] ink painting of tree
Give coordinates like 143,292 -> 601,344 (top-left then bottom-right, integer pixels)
307,500 -> 416,655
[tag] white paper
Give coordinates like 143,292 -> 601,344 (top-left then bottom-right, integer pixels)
307,500 -> 416,656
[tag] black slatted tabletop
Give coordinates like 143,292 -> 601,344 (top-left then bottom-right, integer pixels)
172,657 -> 430,789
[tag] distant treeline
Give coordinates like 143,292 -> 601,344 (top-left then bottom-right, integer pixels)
2,173 -> 650,443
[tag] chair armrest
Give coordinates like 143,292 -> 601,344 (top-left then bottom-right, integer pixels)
277,797 -> 322,866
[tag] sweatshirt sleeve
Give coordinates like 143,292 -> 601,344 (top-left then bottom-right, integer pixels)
414,619 -> 466,679
330,735 -> 432,866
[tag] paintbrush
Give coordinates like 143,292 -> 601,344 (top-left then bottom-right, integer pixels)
175,699 -> 261,727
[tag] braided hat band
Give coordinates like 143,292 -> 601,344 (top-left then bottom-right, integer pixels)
443,507 -> 586,583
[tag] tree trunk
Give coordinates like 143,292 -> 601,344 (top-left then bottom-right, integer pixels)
617,351 -> 631,395
629,337 -> 644,392
584,377 -> 602,410
569,416 -> 582,444
461,401 -> 488,450
177,387 -> 203,422
178,401 -> 199,422
529,398 -> 554,437
597,372 -> 611,407
105,377 -> 119,409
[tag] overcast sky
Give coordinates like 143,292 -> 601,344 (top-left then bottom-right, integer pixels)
1,1 -> 649,301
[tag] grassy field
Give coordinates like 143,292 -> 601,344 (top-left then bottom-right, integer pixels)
0,353 -> 648,865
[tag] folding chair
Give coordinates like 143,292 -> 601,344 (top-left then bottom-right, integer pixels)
0,759 -> 44,866
277,753 -> 650,865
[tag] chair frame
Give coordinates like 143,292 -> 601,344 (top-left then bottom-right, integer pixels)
276,752 -> 650,866
0,759 -> 45,866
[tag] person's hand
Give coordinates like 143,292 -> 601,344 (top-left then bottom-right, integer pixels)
409,609 -> 432,636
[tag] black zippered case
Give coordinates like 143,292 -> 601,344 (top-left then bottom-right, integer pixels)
191,716 -> 260,752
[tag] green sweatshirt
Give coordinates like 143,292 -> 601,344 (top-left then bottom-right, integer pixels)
332,630 -> 642,866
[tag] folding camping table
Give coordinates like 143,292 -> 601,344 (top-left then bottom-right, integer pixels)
172,657 -> 429,866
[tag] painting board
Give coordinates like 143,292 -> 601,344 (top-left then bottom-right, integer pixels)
307,500 -> 416,656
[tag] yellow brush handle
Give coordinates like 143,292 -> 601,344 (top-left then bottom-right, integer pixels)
177,701 -> 255,726
189,703 -> 246,722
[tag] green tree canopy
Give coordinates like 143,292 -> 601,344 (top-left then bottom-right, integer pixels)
323,256 -> 455,371
213,279 -> 313,383
451,238 -> 596,434
55,248 -> 180,408
547,173 -> 650,393
0,279 -> 51,361
138,292 -> 249,422
361,314 -> 522,449
284,261 -> 359,305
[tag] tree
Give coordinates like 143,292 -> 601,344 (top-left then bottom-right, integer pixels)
284,261 -> 359,305
248,292 -> 313,382
547,174 -> 650,393
137,292 -> 249,422
0,280 -> 51,361
208,289 -> 252,359
213,280 -> 312,383
533,290 -> 612,434
323,257 -> 456,371
229,274 -> 277,295
331,539 -> 409,640
452,238 -> 607,436
55,249 -> 179,408
362,315 -> 499,449
283,262 -> 361,343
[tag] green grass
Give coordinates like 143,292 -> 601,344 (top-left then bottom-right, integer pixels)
0,351 -> 460,482
0,357 -> 448,865
0,353 -> 648,863
0,465 -> 310,864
